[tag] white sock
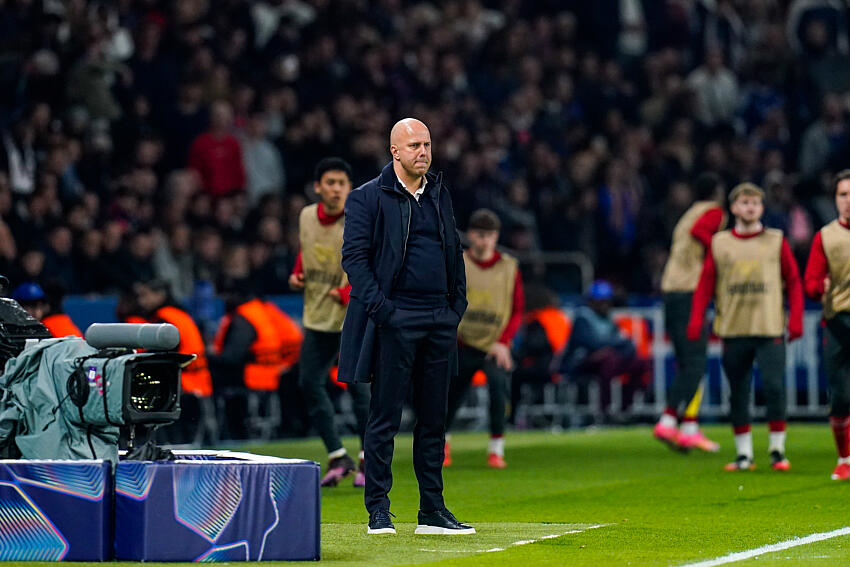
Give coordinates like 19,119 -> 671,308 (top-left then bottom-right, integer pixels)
328,448 -> 347,460
659,413 -> 677,428
488,436 -> 505,457
768,431 -> 786,455
358,450 -> 364,461
734,432 -> 753,460
445,434 -> 452,444
680,421 -> 699,436
838,456 -> 850,465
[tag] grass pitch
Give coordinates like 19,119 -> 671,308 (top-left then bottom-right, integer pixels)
241,424 -> 848,566
10,424 -> 847,566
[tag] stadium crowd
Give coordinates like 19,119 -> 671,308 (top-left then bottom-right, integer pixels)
0,0 -> 848,299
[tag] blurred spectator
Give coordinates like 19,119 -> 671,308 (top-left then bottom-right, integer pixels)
239,108 -> 285,206
686,46 -> 739,128
152,224 -> 195,302
42,224 -> 76,293
799,92 -> 848,179
188,100 -> 245,197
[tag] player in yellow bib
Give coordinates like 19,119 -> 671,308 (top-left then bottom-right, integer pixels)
804,170 -> 850,481
688,183 -> 803,471
290,158 -> 370,487
444,209 -> 523,469
654,173 -> 726,453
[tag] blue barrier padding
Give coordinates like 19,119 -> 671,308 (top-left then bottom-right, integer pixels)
113,453 -> 320,562
0,460 -> 112,561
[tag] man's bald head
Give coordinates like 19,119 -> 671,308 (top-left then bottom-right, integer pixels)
390,118 -> 432,183
390,118 -> 429,146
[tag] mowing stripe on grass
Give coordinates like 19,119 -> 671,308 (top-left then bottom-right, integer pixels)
678,526 -> 850,567
420,523 -> 606,554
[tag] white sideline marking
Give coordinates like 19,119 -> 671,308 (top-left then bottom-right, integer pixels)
677,527 -> 850,567
420,523 -> 606,554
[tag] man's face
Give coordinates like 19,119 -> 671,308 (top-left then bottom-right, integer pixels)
589,298 -> 611,318
391,124 -> 431,178
837,179 -> 850,221
730,194 -> 764,224
135,284 -> 165,313
467,228 -> 499,257
21,301 -> 46,321
314,169 -> 351,214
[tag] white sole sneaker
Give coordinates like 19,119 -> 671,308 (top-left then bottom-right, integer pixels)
367,527 -> 396,534
414,525 -> 476,535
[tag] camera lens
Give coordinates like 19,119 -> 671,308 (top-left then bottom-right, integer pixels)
129,363 -> 176,413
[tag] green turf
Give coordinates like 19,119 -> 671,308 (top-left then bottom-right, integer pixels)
8,424 -> 849,566
241,424 -> 850,566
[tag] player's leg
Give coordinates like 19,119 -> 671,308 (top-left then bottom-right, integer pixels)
444,346 -> 485,466
755,337 -> 789,470
484,357 -> 510,468
677,383 -> 719,452
825,314 -> 850,480
657,292 -> 709,446
721,338 -> 756,470
299,329 -> 355,486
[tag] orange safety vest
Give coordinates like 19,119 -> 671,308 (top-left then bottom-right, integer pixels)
155,305 -> 213,398
213,299 -> 286,391
263,301 -> 303,371
41,313 -> 83,338
528,307 -> 572,355
613,315 -> 651,359
123,315 -> 149,325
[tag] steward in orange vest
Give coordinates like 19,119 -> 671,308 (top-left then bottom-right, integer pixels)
135,280 -> 213,397
509,285 -> 571,425
210,284 -> 287,392
42,313 -> 83,338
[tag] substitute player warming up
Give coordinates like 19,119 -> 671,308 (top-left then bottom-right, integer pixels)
804,170 -> 850,481
655,173 -> 726,453
688,183 -> 803,471
444,209 -> 523,469
290,158 -> 371,487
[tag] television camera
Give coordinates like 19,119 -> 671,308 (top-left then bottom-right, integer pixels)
0,294 -> 194,462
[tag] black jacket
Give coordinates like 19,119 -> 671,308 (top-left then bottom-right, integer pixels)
338,162 -> 467,383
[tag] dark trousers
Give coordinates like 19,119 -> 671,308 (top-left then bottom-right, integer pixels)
299,329 -> 370,453
664,292 -> 708,413
721,337 -> 786,427
446,344 -> 510,436
575,348 -> 650,413
364,305 -> 458,515
825,313 -> 850,417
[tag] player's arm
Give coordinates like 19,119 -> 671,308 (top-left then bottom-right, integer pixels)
497,269 -> 524,346
780,237 -> 804,341
329,283 -> 351,305
490,269 -> 524,370
289,250 -> 305,291
341,188 -> 394,324
687,248 -> 716,340
689,207 -> 724,248
803,231 -> 828,300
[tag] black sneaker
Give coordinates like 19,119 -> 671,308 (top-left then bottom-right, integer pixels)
415,508 -> 475,535
321,454 -> 356,487
367,509 -> 396,535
